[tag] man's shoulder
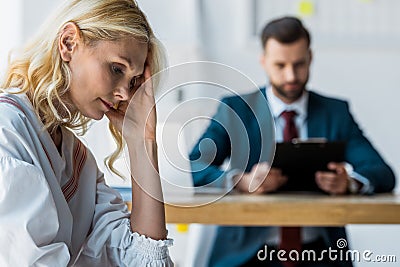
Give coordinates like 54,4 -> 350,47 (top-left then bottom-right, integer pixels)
221,87 -> 266,105
308,90 -> 349,109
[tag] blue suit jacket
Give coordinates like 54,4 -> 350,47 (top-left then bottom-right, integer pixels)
189,88 -> 395,267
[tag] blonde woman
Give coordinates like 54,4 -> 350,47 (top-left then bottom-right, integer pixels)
0,0 -> 173,266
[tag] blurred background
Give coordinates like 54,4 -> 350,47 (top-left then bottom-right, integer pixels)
1,0 -> 399,266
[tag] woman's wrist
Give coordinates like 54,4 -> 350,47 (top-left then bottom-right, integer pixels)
123,127 -> 156,143
125,136 -> 157,154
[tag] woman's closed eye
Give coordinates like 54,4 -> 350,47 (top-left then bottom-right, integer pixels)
111,65 -> 123,75
130,75 -> 143,91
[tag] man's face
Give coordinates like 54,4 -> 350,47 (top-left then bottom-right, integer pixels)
260,38 -> 312,104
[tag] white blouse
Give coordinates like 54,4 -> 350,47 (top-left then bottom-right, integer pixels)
0,92 -> 173,266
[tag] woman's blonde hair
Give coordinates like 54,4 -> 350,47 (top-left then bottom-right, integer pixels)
1,0 -> 165,177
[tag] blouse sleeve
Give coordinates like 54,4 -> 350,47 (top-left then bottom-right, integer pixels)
0,156 -> 70,266
76,173 -> 173,267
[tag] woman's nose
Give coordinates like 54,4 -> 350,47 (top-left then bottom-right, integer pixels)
113,85 -> 130,101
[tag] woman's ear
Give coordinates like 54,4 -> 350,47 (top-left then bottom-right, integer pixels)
59,22 -> 81,62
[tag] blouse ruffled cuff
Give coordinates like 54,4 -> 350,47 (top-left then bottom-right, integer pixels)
120,220 -> 174,266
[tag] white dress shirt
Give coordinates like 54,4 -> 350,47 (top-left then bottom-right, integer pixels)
267,87 -> 309,141
265,87 -> 321,245
0,92 -> 173,266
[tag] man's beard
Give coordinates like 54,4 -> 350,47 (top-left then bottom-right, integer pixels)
271,80 -> 307,103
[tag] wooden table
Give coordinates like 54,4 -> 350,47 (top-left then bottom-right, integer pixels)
155,193 -> 400,226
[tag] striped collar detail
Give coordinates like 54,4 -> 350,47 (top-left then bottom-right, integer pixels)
62,139 -> 87,202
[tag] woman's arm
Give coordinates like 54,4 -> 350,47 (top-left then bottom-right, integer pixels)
126,138 -> 167,240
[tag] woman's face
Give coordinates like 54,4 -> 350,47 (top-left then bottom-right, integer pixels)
66,37 -> 148,120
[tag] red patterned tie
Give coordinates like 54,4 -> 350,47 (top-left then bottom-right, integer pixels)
280,110 -> 301,267
281,110 -> 298,142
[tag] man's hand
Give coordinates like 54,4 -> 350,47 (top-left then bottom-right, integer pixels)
234,162 -> 287,194
315,162 -> 352,195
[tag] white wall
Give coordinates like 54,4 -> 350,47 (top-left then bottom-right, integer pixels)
0,0 -> 22,75
1,0 -> 399,266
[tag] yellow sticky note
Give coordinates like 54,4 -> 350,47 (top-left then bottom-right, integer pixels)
176,224 -> 189,233
298,0 -> 315,17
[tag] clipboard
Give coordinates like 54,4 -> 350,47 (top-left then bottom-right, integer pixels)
271,139 -> 346,192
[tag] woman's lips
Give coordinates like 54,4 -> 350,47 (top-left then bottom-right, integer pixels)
100,99 -> 113,111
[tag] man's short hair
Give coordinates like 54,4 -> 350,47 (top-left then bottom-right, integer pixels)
261,16 -> 311,49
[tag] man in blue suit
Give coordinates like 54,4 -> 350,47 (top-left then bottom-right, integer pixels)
189,17 -> 395,267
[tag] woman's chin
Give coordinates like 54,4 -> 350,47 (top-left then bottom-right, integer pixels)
83,111 -> 104,121
92,113 -> 105,120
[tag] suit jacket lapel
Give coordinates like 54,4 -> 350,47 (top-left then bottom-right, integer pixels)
307,92 -> 328,138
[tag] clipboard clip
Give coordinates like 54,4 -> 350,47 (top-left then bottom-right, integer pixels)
291,138 -> 328,144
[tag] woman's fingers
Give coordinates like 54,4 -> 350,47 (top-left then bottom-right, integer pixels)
105,108 -> 124,132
